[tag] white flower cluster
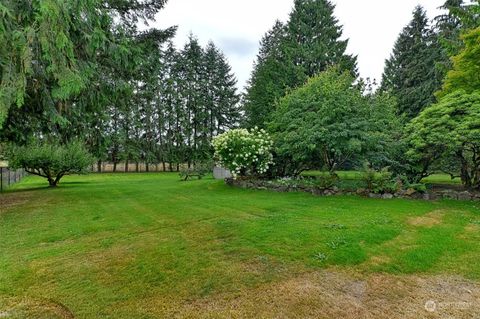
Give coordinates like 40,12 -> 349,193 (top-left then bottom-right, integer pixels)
212,127 -> 274,179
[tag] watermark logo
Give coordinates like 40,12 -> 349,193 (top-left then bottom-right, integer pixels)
425,300 -> 437,312
424,299 -> 475,313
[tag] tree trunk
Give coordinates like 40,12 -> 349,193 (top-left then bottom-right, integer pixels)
136,162 -> 139,172
48,177 -> 58,187
97,160 -> 102,173
125,159 -> 129,173
459,152 -> 472,188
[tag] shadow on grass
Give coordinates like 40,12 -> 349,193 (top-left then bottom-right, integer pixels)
58,181 -> 93,186
1,186 -> 52,194
2,181 -> 93,194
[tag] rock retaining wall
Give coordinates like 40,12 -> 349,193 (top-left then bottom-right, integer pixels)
226,178 -> 480,201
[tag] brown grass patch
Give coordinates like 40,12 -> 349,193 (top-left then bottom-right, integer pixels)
0,297 -> 74,319
369,255 -> 392,266
119,270 -> 480,319
3,271 -> 479,318
458,223 -> 480,241
464,224 -> 480,234
407,210 -> 445,228
0,193 -> 32,213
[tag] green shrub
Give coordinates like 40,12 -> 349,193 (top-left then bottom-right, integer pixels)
8,140 -> 94,187
362,164 -> 397,194
315,174 -> 339,189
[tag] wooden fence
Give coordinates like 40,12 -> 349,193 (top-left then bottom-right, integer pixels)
0,162 -> 191,191
0,167 -> 27,192
89,162 -> 188,173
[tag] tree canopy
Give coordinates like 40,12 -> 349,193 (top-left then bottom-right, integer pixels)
437,27 -> 480,97
270,67 -> 386,176
408,91 -> 480,189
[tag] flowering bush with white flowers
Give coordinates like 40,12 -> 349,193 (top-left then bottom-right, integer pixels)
212,128 -> 274,178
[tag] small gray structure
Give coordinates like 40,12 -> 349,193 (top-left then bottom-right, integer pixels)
213,166 -> 232,180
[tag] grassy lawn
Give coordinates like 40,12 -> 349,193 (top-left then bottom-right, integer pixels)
1,173 -> 480,318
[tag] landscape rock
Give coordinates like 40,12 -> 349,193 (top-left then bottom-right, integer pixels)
404,188 -> 416,196
356,188 -> 367,195
324,190 -> 334,196
276,186 -> 289,192
457,191 -> 472,201
440,190 -> 458,200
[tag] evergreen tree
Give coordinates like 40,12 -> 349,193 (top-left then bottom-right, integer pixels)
178,34 -> 205,166
158,42 -> 182,171
435,0 -> 466,57
243,21 -> 291,128
176,37 -> 241,165
285,0 -> 357,81
381,6 -> 442,119
203,42 -> 240,136
243,0 -> 357,129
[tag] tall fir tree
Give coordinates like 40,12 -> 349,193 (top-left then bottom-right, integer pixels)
178,34 -> 205,166
243,0 -> 357,129
381,6 -> 442,120
162,42 -> 184,171
203,42 -> 240,138
433,0 -> 467,85
284,0 -> 357,81
146,36 -> 241,169
243,21 -> 292,129
435,0 -> 466,56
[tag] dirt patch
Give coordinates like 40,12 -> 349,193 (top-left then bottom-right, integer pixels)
408,210 -> 445,228
0,297 -> 74,319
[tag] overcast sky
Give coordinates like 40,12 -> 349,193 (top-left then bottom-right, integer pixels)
152,0 -> 445,90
